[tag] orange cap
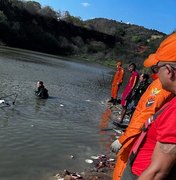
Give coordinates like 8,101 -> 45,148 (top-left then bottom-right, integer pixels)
144,33 -> 176,67
144,53 -> 157,67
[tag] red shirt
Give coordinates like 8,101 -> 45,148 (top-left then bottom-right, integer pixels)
131,97 -> 176,176
121,71 -> 138,106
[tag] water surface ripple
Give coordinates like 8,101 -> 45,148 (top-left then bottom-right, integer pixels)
0,47 -> 112,180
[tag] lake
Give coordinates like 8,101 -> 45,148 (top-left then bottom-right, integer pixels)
0,47 -> 114,180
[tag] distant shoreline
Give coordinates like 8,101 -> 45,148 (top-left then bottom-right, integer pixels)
0,45 -> 115,68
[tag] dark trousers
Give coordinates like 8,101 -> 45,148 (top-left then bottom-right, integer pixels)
121,161 -> 138,180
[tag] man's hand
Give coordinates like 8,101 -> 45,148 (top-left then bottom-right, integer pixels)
110,139 -> 122,153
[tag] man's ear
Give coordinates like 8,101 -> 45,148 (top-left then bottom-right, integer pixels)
166,65 -> 175,80
172,70 -> 176,81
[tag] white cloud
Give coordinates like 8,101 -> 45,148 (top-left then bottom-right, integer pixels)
81,2 -> 90,7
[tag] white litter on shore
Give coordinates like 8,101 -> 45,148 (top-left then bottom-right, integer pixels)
90,155 -> 99,159
85,159 -> 93,164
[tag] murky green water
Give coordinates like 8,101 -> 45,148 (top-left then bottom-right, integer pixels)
0,47 -> 113,180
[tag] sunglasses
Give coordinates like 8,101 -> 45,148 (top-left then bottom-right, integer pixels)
151,63 -> 176,73
151,64 -> 167,73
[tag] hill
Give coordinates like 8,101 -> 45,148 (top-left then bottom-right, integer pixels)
84,18 -> 166,66
0,0 -> 168,68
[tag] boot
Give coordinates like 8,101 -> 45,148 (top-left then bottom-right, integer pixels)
113,99 -> 117,105
113,98 -> 121,105
108,97 -> 114,103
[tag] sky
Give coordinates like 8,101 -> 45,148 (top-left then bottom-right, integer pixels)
32,0 -> 176,34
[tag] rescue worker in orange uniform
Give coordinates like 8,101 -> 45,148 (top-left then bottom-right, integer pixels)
108,61 -> 124,105
110,61 -> 174,180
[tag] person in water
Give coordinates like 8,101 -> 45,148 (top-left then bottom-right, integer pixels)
35,81 -> 49,99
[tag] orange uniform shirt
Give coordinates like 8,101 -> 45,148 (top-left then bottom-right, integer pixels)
111,67 -> 124,99
112,67 -> 124,85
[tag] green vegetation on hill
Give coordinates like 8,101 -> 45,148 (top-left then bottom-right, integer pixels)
0,0 -> 171,69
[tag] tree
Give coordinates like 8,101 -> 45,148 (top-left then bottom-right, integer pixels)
0,10 -> 10,41
23,1 -> 41,15
0,10 -> 8,24
39,6 -> 57,19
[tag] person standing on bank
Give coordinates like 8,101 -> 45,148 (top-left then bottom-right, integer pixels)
126,73 -> 150,116
121,32 -> 176,180
35,81 -> 49,99
111,76 -> 174,180
108,61 -> 124,105
117,63 -> 139,124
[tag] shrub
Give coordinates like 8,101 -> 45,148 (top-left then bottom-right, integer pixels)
131,35 -> 142,43
87,41 -> 106,53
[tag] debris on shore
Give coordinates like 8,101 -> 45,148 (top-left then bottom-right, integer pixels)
52,154 -> 115,180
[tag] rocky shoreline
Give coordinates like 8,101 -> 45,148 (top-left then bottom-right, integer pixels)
52,169 -> 113,180
51,153 -> 115,179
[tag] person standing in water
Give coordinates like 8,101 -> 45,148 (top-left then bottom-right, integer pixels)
35,81 -> 49,99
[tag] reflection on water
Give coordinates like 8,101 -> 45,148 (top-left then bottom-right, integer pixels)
34,98 -> 47,112
0,116 -> 9,128
98,106 -> 116,154
0,47 -> 113,180
99,107 -> 112,130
